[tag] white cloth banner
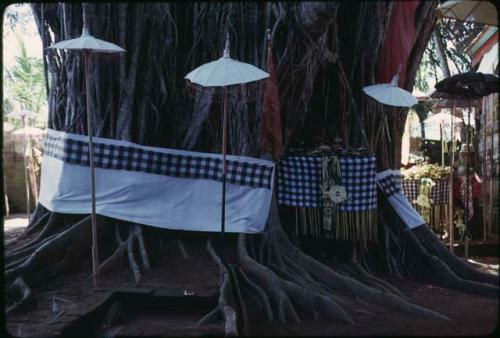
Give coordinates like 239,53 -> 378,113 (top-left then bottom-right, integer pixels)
39,129 -> 275,233
376,170 -> 424,229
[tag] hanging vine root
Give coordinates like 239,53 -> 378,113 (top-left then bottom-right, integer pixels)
196,238 -> 239,336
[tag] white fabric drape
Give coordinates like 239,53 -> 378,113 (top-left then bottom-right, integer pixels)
39,129 -> 274,233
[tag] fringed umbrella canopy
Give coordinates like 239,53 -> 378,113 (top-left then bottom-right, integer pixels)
184,33 -> 268,271
434,72 -> 499,99
185,36 -> 269,87
363,74 -> 418,107
48,28 -> 126,53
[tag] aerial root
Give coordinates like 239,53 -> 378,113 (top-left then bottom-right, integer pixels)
238,235 -> 300,324
97,224 -> 151,286
269,225 -> 451,321
238,234 -> 356,325
127,227 -> 142,286
342,263 -> 407,299
282,279 -> 354,324
134,225 -> 151,270
406,230 -> 498,298
198,238 -> 239,336
6,277 -> 35,315
177,239 -> 191,259
236,266 -> 274,322
414,226 -> 499,286
17,211 -> 51,240
12,213 -> 66,254
99,226 -> 128,275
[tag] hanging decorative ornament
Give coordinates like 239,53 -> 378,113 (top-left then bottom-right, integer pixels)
326,185 -> 348,204
320,156 -> 348,232
454,208 -> 465,239
414,178 -> 435,223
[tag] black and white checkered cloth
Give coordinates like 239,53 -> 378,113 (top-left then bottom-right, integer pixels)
43,130 -> 274,189
277,155 -> 377,211
277,156 -> 322,207
377,174 -> 401,197
430,179 -> 450,205
402,180 -> 420,202
402,179 -> 449,205
392,170 -> 402,190
337,157 -> 377,212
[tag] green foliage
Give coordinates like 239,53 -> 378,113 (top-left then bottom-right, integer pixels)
415,37 -> 442,93
413,101 -> 433,123
437,18 -> 484,73
415,18 -> 484,93
3,34 -> 47,126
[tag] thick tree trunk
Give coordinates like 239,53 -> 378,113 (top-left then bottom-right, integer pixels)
9,2 -> 496,333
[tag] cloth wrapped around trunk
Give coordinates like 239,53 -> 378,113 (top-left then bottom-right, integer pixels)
376,170 -> 424,229
402,177 -> 450,232
39,129 -> 275,233
277,155 -> 377,242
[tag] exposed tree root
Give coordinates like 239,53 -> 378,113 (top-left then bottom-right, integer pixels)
127,226 -> 142,286
414,226 -> 498,286
6,277 -> 34,315
99,226 -> 128,275
265,198 -> 451,322
406,230 -> 498,298
134,225 -> 151,270
18,210 -> 51,239
379,196 -> 499,297
197,239 -> 239,336
7,194 -> 496,336
177,239 -> 191,259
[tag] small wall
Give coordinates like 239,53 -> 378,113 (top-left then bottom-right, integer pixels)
3,124 -> 44,214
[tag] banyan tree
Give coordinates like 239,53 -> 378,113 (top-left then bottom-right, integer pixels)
5,2 -> 498,335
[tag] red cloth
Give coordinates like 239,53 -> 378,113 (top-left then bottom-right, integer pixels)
472,174 -> 481,199
260,42 -> 282,160
376,1 -> 419,87
454,175 -> 482,199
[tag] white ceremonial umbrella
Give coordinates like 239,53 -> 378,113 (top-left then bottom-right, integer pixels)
437,1 -> 498,26
363,74 -> 418,149
363,74 -> 418,108
185,33 -> 269,270
7,110 -> 35,221
48,10 -> 125,288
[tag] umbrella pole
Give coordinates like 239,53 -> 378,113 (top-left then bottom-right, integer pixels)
449,100 -> 455,253
440,123 -> 444,167
220,85 -> 228,276
84,50 -> 100,288
22,116 -> 31,222
464,101 -> 471,260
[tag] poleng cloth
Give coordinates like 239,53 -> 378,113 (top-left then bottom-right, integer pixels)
376,170 -> 424,229
39,129 -> 275,233
402,179 -> 449,205
277,155 -> 377,212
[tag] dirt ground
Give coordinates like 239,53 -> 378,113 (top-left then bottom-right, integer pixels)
4,216 -> 499,337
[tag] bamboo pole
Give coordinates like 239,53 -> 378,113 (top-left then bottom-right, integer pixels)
440,122 -> 444,167
22,116 -> 31,222
84,50 -> 100,288
488,101 -> 494,239
220,85 -> 228,276
464,100 -> 472,260
449,99 -> 455,253
482,99 -> 488,241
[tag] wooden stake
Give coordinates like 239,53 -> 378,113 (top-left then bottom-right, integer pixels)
449,99 -> 455,253
84,50 -> 100,288
220,85 -> 228,277
22,116 -> 31,222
